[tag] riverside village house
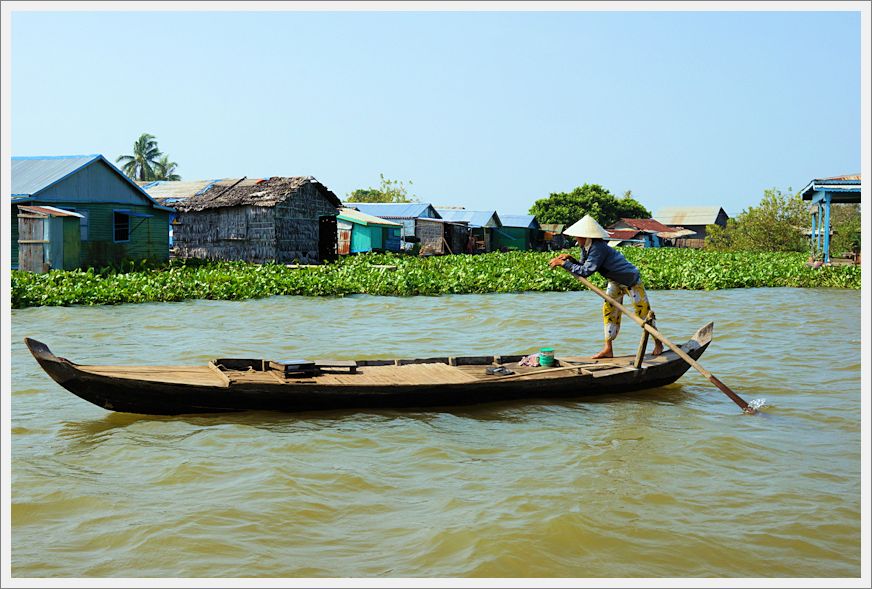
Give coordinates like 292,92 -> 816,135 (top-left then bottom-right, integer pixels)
147,176 -> 342,264
12,154 -> 172,272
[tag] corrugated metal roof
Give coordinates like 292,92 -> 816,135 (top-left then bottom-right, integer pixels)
654,206 -> 727,226
820,174 -> 861,181
434,209 -> 501,227
499,214 -> 539,229
658,228 -> 696,239
616,218 -> 677,233
607,229 -> 640,240
337,207 -> 402,227
345,202 -> 440,219
17,205 -> 85,218
12,155 -> 101,196
138,179 -> 223,201
12,154 -> 175,212
539,223 -> 565,233
800,173 -> 862,200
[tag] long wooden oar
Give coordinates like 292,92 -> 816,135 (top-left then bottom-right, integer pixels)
570,273 -> 756,414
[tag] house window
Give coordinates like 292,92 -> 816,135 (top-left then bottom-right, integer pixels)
77,210 -> 89,241
114,211 -> 130,242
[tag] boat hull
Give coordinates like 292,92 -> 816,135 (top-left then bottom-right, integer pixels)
25,325 -> 712,416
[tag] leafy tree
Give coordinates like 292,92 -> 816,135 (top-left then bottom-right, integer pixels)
823,203 -> 860,256
117,133 -> 163,181
528,183 -> 650,227
705,188 -> 807,252
154,155 -> 181,181
347,174 -> 417,203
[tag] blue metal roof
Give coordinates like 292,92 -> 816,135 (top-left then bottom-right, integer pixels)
12,154 -> 101,196
499,214 -> 539,229
345,202 -> 441,219
434,209 -> 501,228
11,154 -> 174,211
800,174 -> 861,202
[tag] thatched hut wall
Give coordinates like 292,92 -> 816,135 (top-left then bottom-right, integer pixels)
416,219 -> 445,255
274,182 -> 339,263
170,177 -> 340,264
172,205 -> 278,263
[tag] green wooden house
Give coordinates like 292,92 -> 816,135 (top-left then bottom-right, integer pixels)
336,207 -> 403,254
11,154 -> 173,269
492,214 -> 543,251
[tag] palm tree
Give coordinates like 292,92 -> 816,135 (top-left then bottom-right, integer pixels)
154,155 -> 181,181
116,133 -> 162,181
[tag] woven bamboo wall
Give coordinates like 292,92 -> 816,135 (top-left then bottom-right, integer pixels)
172,183 -> 339,263
416,219 -> 445,254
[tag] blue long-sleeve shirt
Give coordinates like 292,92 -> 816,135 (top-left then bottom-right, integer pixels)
562,239 -> 640,287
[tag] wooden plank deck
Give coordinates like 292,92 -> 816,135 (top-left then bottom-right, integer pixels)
80,352 -> 662,388
82,365 -> 227,386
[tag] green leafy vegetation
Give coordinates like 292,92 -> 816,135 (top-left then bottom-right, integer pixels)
346,174 -> 417,203
705,188 -> 861,260
705,188 -> 808,252
528,184 -> 650,228
11,249 -> 860,308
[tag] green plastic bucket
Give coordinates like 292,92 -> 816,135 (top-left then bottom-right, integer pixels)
539,347 -> 555,367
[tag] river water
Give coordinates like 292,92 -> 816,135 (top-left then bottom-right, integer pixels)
9,288 -> 864,579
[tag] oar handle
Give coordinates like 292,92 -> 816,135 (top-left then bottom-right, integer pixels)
570,273 -> 755,414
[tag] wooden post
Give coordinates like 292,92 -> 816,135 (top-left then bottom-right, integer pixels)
633,311 -> 654,369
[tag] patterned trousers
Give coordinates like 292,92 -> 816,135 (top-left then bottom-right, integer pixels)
603,281 -> 655,341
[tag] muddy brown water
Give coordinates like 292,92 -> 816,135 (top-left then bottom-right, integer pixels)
10,288 -> 862,577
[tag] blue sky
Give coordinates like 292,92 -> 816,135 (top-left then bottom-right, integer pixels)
9,7 -> 863,217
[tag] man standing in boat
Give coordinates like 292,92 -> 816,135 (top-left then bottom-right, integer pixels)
549,215 -> 663,359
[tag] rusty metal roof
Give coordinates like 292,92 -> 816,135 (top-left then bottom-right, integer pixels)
654,206 -> 727,226
607,229 -> 640,240
16,205 -> 85,218
138,179 -> 224,201
615,218 -> 677,233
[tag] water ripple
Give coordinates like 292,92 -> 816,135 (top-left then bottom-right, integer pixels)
10,288 -> 862,577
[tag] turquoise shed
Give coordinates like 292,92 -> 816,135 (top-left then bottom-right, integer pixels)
336,207 -> 403,254
11,154 -> 173,269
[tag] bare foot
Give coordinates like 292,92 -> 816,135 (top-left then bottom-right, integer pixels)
591,349 -> 613,359
652,343 -> 663,356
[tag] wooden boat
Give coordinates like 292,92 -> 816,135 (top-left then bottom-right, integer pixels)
24,322 -> 713,416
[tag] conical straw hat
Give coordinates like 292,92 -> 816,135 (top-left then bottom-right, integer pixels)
563,214 -> 610,239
